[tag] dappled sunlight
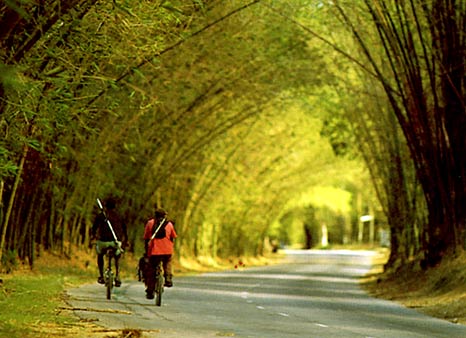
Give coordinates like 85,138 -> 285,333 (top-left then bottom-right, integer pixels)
173,284 -> 375,306
179,279 -> 366,296
201,272 -> 360,284
64,250 -> 466,337
284,249 -> 379,256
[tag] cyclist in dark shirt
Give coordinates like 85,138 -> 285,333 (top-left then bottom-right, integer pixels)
91,197 -> 128,286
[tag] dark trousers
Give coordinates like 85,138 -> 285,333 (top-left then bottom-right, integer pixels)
146,254 -> 172,293
97,253 -> 120,278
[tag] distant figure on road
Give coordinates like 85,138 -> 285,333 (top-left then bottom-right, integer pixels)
91,197 -> 128,286
143,208 -> 177,299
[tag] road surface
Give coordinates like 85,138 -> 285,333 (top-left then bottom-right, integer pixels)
67,250 -> 466,337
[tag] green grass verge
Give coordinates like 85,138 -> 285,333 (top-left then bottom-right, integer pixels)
0,248 -> 144,338
1,275 -> 72,337
0,256 -> 96,338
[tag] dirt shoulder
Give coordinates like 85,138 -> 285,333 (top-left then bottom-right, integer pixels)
362,249 -> 466,325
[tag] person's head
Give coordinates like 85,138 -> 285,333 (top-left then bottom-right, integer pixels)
105,197 -> 116,210
154,208 -> 167,220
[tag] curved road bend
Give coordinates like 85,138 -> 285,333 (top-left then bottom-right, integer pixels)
67,250 -> 466,337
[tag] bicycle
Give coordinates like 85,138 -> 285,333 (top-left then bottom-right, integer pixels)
154,261 -> 164,306
104,246 -> 117,300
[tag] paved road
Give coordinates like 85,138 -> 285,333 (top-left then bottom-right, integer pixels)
67,250 -> 466,337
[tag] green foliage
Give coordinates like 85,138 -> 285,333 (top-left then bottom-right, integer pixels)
0,250 -> 18,273
0,0 -> 384,267
311,0 -> 466,266
0,146 -> 18,178
0,64 -> 24,90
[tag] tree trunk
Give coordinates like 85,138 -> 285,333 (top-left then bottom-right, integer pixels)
0,146 -> 28,264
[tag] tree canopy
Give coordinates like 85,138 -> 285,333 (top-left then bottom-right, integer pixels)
1,0 -> 464,272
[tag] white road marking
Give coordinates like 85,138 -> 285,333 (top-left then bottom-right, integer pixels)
315,323 -> 328,328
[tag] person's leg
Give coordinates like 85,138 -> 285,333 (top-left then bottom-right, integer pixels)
163,255 -> 173,287
143,256 -> 149,285
96,242 -> 105,284
146,255 -> 161,299
97,253 -> 105,283
114,255 -> 121,286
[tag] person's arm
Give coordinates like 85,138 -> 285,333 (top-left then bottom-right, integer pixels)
169,222 -> 178,242
143,220 -> 152,256
144,239 -> 149,256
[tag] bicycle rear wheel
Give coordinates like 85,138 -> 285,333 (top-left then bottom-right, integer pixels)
155,274 -> 163,306
106,271 -> 113,300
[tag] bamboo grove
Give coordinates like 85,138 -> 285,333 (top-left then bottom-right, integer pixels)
329,0 -> 466,267
0,0 -> 465,271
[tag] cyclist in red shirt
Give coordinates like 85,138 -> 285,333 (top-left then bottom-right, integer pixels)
143,208 -> 177,299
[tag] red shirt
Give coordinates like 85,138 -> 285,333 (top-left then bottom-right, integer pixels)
144,219 -> 177,256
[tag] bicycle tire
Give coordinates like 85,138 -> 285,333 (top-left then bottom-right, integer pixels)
106,271 -> 113,300
155,274 -> 163,306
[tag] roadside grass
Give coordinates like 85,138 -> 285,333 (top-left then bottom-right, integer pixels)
0,250 -> 99,338
1,273 -> 81,337
363,249 -> 466,325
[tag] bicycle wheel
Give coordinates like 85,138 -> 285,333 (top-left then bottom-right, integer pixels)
106,270 -> 113,300
155,274 -> 163,306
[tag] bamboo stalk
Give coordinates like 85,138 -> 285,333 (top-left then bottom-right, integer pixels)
0,145 -> 28,263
